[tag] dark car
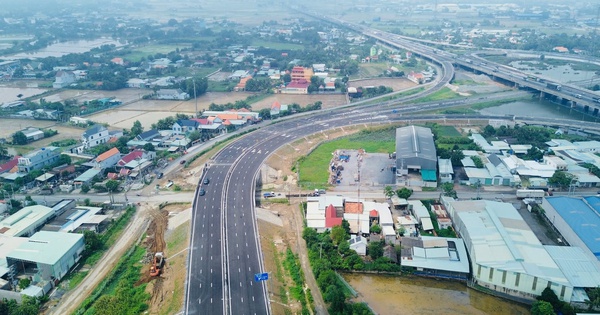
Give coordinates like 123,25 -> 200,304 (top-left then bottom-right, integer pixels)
157,172 -> 164,179
180,160 -> 186,165
199,189 -> 206,196
203,178 -> 210,185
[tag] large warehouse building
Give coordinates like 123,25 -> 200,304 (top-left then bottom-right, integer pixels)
395,125 -> 437,185
541,196 -> 600,264
442,197 -> 576,302
6,231 -> 84,292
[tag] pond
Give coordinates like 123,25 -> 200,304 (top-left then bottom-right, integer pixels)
344,273 -> 530,315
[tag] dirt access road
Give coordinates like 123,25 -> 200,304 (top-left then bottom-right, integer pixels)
47,203 -> 154,315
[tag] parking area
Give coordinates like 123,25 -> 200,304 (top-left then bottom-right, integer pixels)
331,150 -> 396,192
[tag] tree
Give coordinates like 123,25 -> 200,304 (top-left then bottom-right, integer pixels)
538,287 -> 560,310
324,284 -> 346,313
587,287 -> 600,310
303,227 -> 319,247
130,120 -> 143,137
395,187 -> 413,199
282,73 -> 291,83
18,278 -> 31,290
81,184 -> 90,193
188,130 -> 201,142
471,156 -> 484,168
441,182 -> 457,198
341,219 -> 351,235
105,180 -> 120,192
330,225 -> 348,246
531,300 -> 555,315
368,240 -> 384,259
370,224 -> 381,234
83,230 -> 103,255
549,171 -> 576,189
0,144 -> 9,159
12,131 -> 28,145
143,142 -> 155,151
384,186 -> 395,198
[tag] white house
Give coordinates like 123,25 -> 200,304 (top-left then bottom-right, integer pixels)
94,148 -> 121,169
53,71 -> 76,88
156,89 -> 189,100
82,125 -> 111,149
349,235 -> 368,256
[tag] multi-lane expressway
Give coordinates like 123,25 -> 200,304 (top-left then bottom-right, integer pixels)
184,16 -> 600,315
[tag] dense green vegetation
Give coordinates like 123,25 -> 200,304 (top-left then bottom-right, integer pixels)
303,220 -> 400,315
283,249 -> 312,314
0,296 -> 46,315
410,87 -> 463,103
74,246 -> 149,315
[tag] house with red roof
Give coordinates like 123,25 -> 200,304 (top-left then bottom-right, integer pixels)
407,71 -> 425,84
282,80 -> 309,94
94,147 -> 121,169
325,204 -> 343,228
0,156 -> 20,175
111,57 -> 124,65
117,150 -> 155,168
270,100 -> 282,116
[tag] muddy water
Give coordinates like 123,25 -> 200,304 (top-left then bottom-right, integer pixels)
344,274 -> 530,315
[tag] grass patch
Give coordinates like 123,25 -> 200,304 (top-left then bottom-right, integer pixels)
251,39 -> 304,50
298,127 -> 395,188
436,125 -> 461,137
123,44 -> 191,62
73,246 -> 149,315
452,79 -> 484,86
410,87 -> 462,103
207,80 -> 237,92
166,222 -> 188,252
358,87 -> 425,106
264,198 -> 289,204
65,271 -> 89,290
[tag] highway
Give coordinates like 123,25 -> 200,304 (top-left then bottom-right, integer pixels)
183,15 -> 600,315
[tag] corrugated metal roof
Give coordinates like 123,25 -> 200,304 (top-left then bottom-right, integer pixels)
7,231 -> 82,265
396,125 -> 437,171
546,197 -> 600,258
451,200 -> 569,284
545,245 -> 600,288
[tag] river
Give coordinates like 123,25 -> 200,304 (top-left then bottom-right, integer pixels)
344,273 -> 530,315
479,99 -> 598,122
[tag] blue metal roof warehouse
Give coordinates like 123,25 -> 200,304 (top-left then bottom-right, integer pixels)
542,196 -> 600,260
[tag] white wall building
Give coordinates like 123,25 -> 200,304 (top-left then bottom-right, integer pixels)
442,197 -> 573,302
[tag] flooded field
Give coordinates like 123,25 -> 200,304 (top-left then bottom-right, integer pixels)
344,273 -> 530,315
4,38 -> 123,59
0,84 -> 48,104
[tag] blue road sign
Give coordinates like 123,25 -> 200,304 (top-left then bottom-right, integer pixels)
254,272 -> 269,282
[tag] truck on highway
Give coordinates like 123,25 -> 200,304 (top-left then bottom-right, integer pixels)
516,189 -> 546,199
546,82 -> 562,91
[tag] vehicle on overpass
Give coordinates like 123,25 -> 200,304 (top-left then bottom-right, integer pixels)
546,82 -> 561,91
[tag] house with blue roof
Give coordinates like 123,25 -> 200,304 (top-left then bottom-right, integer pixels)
172,119 -> 199,135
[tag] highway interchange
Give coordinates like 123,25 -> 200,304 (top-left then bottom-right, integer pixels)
184,15 -> 600,315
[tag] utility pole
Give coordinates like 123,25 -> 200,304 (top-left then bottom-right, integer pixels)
193,78 -> 198,118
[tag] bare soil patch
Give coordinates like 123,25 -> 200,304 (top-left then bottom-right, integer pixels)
251,94 -> 348,110
143,203 -> 190,315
